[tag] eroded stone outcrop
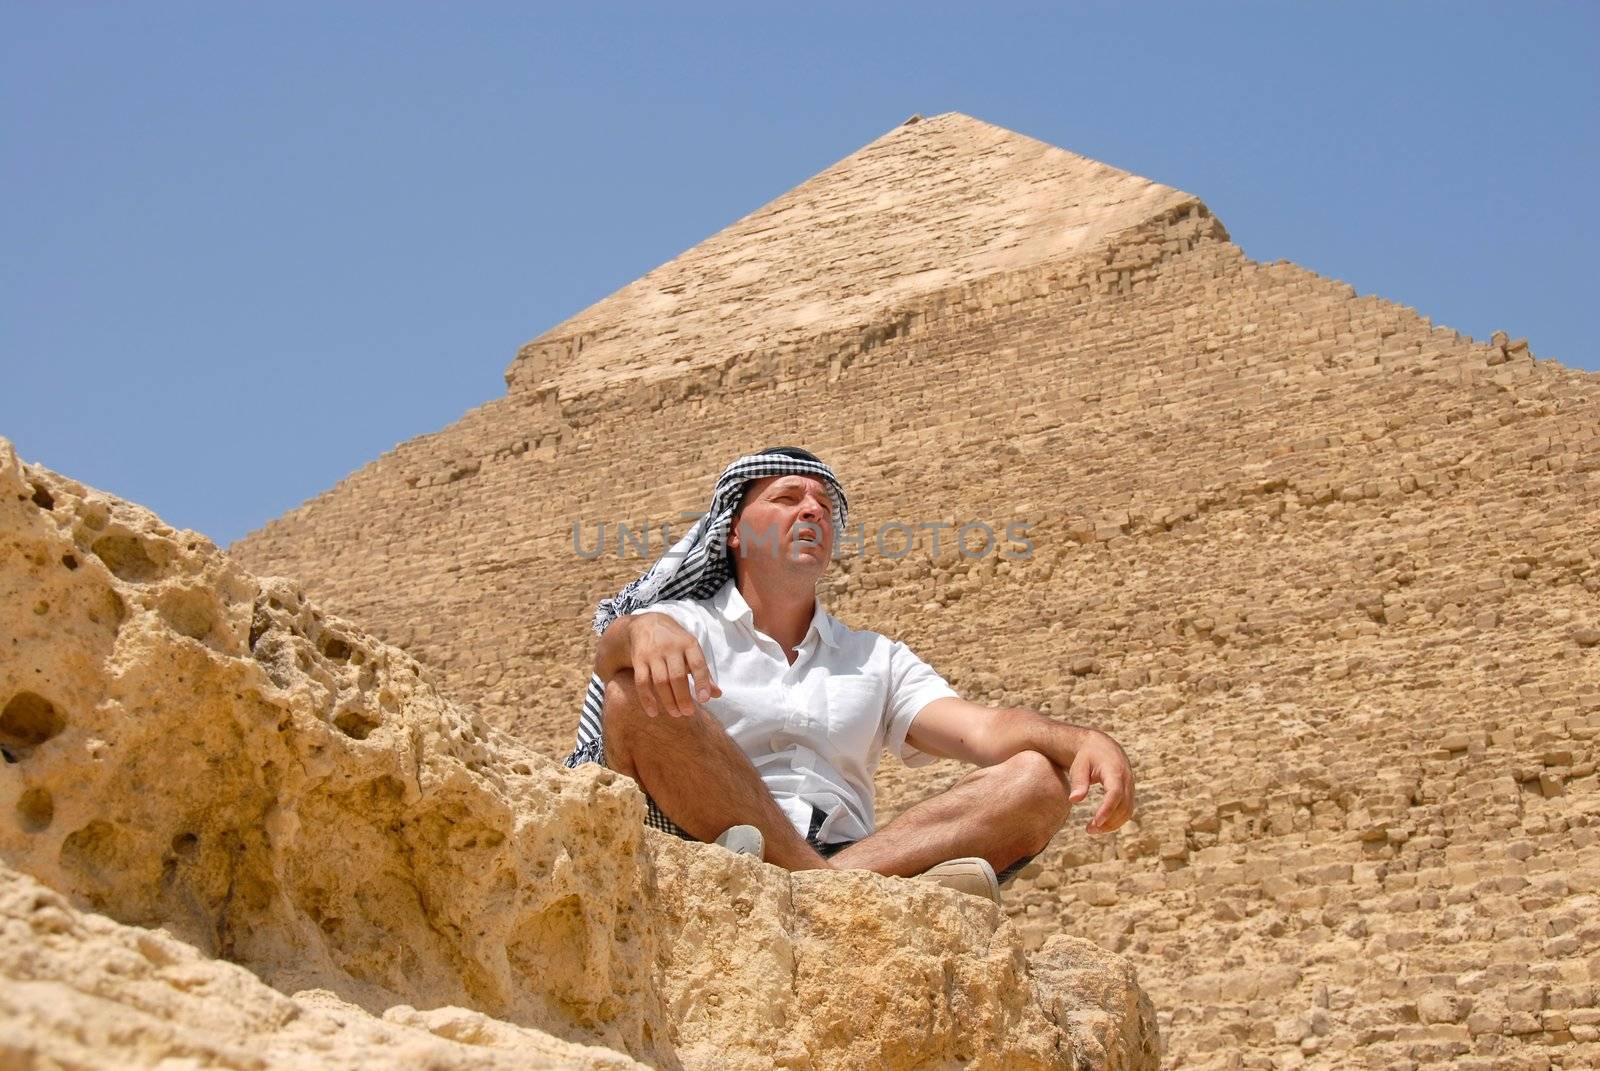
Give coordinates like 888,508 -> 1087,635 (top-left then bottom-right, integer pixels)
0,860 -> 646,1070
0,437 -> 1157,1069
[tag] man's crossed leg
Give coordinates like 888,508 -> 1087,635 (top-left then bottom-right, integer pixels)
601,670 -> 1072,878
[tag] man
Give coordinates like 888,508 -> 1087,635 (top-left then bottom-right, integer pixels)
565,447 -> 1133,903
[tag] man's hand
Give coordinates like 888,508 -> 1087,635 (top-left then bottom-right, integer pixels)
600,613 -> 721,718
1064,729 -> 1134,835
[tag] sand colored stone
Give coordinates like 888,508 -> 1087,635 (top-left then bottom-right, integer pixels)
504,112 -> 1197,403
232,112 -> 1600,1069
0,437 -> 1155,1069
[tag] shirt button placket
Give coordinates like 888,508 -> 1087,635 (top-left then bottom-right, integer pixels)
800,640 -> 825,733
765,634 -> 803,734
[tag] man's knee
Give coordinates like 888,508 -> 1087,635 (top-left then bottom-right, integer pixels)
602,670 -> 721,757
992,750 -> 1071,853
602,670 -> 640,718
601,671 -> 648,768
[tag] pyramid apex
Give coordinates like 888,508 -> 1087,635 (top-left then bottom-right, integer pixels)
509,112 -> 1217,398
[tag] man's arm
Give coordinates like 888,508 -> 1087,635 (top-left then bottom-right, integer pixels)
905,697 -> 1135,835
595,612 -> 721,718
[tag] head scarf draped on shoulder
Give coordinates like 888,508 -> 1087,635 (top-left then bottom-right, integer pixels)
564,447 -> 849,768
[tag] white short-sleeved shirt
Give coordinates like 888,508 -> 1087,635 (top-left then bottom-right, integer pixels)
629,577 -> 958,845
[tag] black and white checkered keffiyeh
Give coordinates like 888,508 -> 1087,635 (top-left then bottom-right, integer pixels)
563,447 -> 850,772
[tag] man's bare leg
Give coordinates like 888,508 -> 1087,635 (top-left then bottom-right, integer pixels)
829,750 -> 1072,878
601,670 -> 832,870
605,671 -> 1070,877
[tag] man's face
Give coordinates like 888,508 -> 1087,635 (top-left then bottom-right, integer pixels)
730,474 -> 836,570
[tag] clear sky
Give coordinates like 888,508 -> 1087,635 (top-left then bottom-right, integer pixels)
4,3 -> 1596,547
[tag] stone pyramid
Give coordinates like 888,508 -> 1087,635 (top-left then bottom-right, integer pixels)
234,112 -> 1600,1069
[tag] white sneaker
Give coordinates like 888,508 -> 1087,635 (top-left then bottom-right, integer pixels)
714,824 -> 764,859
914,857 -> 1001,905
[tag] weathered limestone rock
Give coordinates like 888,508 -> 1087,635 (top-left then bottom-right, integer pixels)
0,438 -> 1156,1069
0,861 -> 646,1070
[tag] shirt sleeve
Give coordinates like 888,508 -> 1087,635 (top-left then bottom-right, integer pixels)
883,639 -> 960,767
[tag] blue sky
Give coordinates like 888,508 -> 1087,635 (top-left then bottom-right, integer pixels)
3,3 -> 1596,546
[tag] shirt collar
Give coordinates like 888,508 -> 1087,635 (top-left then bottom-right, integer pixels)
715,578 -> 839,649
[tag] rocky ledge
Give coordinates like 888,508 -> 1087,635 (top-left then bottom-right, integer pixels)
0,437 -> 1157,1070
